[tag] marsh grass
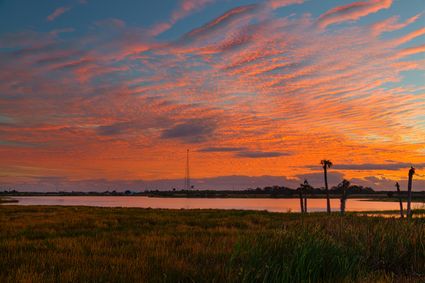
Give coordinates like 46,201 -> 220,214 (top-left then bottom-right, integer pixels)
0,206 -> 424,282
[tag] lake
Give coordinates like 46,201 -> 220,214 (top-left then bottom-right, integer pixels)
2,196 -> 424,213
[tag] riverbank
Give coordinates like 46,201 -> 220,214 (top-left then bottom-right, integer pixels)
0,197 -> 18,204
0,206 -> 424,282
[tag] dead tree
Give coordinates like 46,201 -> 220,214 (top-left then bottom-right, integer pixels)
395,182 -> 404,218
407,167 -> 415,218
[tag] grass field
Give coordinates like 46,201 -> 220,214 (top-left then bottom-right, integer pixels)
0,206 -> 424,282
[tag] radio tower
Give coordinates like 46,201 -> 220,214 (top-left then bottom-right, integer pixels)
184,149 -> 190,190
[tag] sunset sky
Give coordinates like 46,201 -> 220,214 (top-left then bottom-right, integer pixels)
0,0 -> 424,191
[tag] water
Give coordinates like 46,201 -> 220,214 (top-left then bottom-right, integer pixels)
3,196 -> 424,213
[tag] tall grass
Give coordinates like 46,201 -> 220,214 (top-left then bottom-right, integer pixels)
230,216 -> 424,282
0,206 -> 424,282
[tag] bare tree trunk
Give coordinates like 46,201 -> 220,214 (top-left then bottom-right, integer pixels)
304,195 -> 308,213
407,171 -> 413,218
324,167 -> 331,214
299,191 -> 304,213
396,182 -> 404,218
340,194 -> 346,216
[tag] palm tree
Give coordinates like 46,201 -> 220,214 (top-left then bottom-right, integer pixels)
321,159 -> 333,214
304,183 -> 308,213
407,167 -> 415,218
395,182 -> 404,218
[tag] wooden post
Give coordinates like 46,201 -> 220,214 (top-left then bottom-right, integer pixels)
340,192 -> 347,216
299,190 -> 304,213
395,182 -> 404,218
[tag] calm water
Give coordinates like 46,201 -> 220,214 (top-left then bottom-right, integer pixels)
3,196 -> 424,213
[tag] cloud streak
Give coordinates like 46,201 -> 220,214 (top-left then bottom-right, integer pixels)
235,151 -> 291,158
47,6 -> 71,21
370,13 -> 422,36
317,0 -> 392,28
198,147 -> 248,152
150,0 -> 217,36
266,0 -> 304,10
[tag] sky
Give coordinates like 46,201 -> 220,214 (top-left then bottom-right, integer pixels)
0,0 -> 424,191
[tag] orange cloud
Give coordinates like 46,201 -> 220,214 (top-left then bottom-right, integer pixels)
397,44 -> 425,57
1,0 -> 424,191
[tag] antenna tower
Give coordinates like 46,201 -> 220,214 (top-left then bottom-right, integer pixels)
184,149 -> 190,190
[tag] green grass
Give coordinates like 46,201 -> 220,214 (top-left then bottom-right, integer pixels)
0,206 -> 424,282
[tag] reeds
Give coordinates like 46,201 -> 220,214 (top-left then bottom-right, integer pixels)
0,206 -> 424,282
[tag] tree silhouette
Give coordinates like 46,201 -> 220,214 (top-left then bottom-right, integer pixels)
304,180 -> 312,213
297,180 -> 313,213
321,160 -> 333,214
337,179 -> 350,216
395,182 -> 404,218
297,183 -> 305,213
407,167 -> 415,218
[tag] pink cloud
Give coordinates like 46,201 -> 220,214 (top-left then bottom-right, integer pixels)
47,6 -> 71,22
171,0 -> 217,23
393,27 -> 425,46
185,4 -> 258,39
397,44 -> 425,58
149,0 -> 217,36
149,22 -> 172,36
370,13 -> 422,36
266,0 -> 304,10
317,0 -> 393,29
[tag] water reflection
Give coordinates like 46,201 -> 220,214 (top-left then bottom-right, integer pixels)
3,196 -> 424,213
